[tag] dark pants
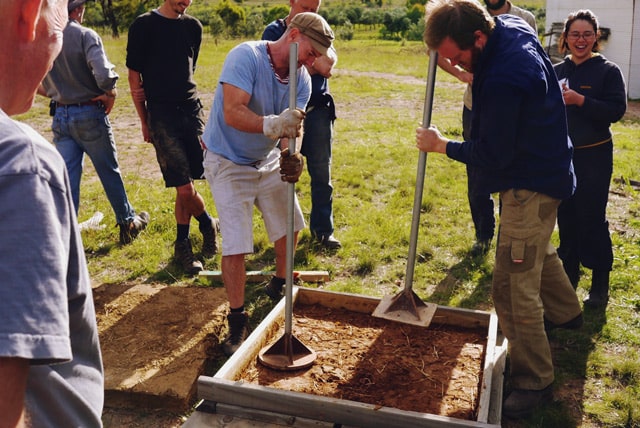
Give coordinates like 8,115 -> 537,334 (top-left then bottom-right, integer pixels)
557,141 -> 613,271
147,99 -> 205,187
300,106 -> 335,238
463,106 -> 495,241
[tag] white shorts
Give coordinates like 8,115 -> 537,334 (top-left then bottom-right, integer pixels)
203,148 -> 305,256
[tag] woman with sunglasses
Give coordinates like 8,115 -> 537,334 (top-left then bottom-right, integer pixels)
554,9 -> 627,309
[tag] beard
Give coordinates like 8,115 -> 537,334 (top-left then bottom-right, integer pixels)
484,0 -> 507,11
460,46 -> 483,73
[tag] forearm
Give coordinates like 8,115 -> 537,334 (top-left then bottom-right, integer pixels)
0,357 -> 29,428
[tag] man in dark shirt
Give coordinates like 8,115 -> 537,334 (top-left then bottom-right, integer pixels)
417,0 -> 582,419
127,0 -> 219,275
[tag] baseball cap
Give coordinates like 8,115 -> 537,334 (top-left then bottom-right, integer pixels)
68,0 -> 88,12
289,12 -> 335,56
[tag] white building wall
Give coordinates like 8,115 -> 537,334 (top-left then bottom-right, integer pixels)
545,0 -> 638,98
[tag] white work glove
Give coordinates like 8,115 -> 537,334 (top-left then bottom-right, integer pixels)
263,108 -> 305,140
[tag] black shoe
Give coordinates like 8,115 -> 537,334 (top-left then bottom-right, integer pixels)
264,276 -> 286,300
317,234 -> 341,249
174,238 -> 203,275
584,270 -> 610,308
544,312 -> 583,333
223,312 -> 249,356
470,239 -> 491,256
119,211 -> 150,245
503,384 -> 553,419
201,218 -> 220,258
583,292 -> 609,309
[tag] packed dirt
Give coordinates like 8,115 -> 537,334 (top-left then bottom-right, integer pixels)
238,303 -> 487,420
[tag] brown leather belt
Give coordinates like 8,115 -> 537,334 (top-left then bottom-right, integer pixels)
55,100 -> 101,107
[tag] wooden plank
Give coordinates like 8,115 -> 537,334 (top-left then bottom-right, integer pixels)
199,377 -> 500,428
296,288 -> 491,328
488,333 -> 508,424
199,270 -> 330,283
476,312 -> 498,423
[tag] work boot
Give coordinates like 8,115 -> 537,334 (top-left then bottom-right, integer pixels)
470,239 -> 491,257
119,211 -> 150,245
201,218 -> 220,258
174,238 -> 203,275
223,312 -> 249,356
503,384 -> 553,419
544,312 -> 583,333
584,270 -> 610,308
264,276 -> 286,300
316,234 -> 342,250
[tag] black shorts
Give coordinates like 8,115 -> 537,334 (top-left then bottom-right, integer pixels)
147,99 -> 205,187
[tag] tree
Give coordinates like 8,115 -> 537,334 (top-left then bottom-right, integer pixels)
215,0 -> 246,36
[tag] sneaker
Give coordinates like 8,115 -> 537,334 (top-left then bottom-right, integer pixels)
470,239 -> 491,257
201,218 -> 220,258
503,384 -> 553,419
223,312 -> 249,356
174,238 -> 203,275
264,276 -> 286,300
544,312 -> 583,333
317,234 -> 341,249
119,211 -> 150,245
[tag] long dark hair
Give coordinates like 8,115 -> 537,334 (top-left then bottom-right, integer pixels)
558,9 -> 600,55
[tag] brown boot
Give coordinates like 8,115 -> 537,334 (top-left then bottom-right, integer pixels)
119,211 -> 150,245
223,312 -> 249,356
201,218 -> 220,258
174,238 -> 203,275
584,270 -> 609,308
503,384 -> 553,419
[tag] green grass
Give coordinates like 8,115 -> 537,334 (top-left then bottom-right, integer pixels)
15,29 -> 640,427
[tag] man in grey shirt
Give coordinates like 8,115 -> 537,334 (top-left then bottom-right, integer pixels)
1,0 -> 104,425
41,0 -> 149,244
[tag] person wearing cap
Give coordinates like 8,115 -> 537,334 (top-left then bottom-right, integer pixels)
263,0 -> 342,253
1,0 -> 104,425
39,0 -> 150,245
126,0 -> 219,275
201,12 -> 335,356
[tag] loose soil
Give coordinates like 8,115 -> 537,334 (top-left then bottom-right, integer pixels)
238,303 -> 487,420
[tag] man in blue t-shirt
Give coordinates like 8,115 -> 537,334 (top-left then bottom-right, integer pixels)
202,13 -> 334,356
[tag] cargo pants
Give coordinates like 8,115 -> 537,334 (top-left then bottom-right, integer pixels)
492,189 -> 581,390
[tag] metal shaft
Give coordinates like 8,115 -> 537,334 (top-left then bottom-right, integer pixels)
403,50 -> 438,291
284,42 -> 298,338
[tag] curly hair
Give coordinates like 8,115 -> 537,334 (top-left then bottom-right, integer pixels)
558,9 -> 600,55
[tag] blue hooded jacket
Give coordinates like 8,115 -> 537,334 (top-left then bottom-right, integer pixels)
446,15 -> 575,200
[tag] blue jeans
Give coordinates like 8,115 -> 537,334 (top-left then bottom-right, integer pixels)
300,106 -> 335,238
52,104 -> 135,224
463,106 -> 495,241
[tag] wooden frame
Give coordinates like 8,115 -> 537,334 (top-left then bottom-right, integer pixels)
195,287 -> 506,427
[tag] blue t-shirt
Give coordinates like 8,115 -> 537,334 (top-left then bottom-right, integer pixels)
0,109 -> 104,427
202,41 -> 311,165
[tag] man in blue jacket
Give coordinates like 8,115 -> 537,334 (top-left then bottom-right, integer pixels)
417,0 -> 582,419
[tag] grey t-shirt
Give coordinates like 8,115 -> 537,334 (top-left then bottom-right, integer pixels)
0,109 -> 104,427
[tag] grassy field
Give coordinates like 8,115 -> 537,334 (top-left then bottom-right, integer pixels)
16,16 -> 640,428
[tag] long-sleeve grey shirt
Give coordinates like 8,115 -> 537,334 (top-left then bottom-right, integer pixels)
42,20 -> 118,104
